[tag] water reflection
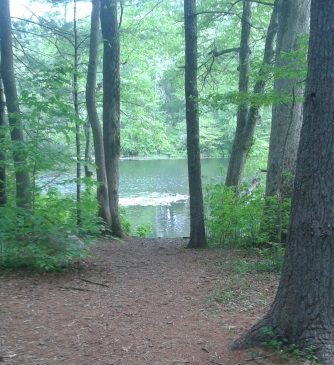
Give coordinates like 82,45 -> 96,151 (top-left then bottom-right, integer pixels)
120,192 -> 189,207
119,158 -> 227,238
155,202 -> 190,238
38,158 -> 228,238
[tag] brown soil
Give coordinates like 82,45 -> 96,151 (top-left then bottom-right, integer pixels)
0,237 -> 294,365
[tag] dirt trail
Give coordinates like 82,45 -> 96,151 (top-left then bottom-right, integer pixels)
0,237 -> 285,364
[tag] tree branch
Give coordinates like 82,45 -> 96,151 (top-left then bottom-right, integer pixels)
209,47 -> 240,57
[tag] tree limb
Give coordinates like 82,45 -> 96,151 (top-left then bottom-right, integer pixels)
209,47 -> 240,57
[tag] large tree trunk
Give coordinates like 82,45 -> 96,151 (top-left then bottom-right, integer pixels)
0,0 -> 31,209
184,0 -> 206,248
265,0 -> 310,200
0,76 -> 7,206
86,0 -> 113,230
263,0 -> 310,243
232,1 -> 334,362
100,0 -> 125,238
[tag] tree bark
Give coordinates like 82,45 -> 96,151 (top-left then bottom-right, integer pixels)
225,0 -> 251,188
0,0 -> 31,209
84,118 -> 93,178
100,0 -> 125,238
225,2 -> 278,189
232,2 -> 334,362
73,0 -> 82,226
184,0 -> 206,248
86,0 -> 113,230
265,0 -> 310,200
0,76 -> 7,206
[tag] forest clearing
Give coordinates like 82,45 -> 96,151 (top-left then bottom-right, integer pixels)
0,237 -> 289,365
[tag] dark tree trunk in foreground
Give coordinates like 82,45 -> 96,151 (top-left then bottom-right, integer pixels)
0,0 -> 31,209
232,1 -> 334,362
265,0 -> 310,201
225,1 -> 278,188
100,0 -> 125,238
184,0 -> 206,248
86,0 -> 113,230
0,76 -> 7,206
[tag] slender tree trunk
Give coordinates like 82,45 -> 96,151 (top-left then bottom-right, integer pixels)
184,0 -> 206,248
84,118 -> 93,178
0,76 -> 7,206
225,0 -> 251,188
73,0 -> 81,226
265,0 -> 310,200
86,0 -> 113,230
0,0 -> 31,209
100,0 -> 125,238
232,2 -> 334,362
225,1 -> 278,188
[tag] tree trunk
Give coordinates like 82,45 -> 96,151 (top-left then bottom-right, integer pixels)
100,0 -> 125,238
86,0 -> 113,230
225,1 -> 278,189
232,2 -> 334,362
0,76 -> 7,206
265,0 -> 310,200
73,0 -> 82,226
184,0 -> 206,248
0,0 -> 31,209
263,0 -> 310,242
225,0 -> 251,188
84,118 -> 93,178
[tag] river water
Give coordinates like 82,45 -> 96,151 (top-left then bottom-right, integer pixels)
119,158 -> 227,237
39,158 -> 228,238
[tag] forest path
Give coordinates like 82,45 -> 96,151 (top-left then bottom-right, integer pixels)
1,237 -> 286,364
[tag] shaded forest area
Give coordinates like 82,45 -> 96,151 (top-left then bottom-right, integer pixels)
4,0 -> 334,363
0,0 -> 307,250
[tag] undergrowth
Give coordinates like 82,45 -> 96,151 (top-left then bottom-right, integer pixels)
0,189 -> 102,271
261,326 -> 321,364
204,181 -> 290,272
204,181 -> 291,248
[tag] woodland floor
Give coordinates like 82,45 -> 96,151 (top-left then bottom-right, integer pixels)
0,237 -> 304,365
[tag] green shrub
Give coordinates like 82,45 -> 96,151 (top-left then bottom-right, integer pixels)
119,207 -> 132,235
135,222 -> 153,237
204,182 -> 264,247
204,181 -> 291,248
0,188 -> 102,271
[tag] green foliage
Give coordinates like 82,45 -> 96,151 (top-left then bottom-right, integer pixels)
119,207 -> 132,235
204,182 -> 265,247
0,188 -> 103,271
234,243 -> 284,274
261,327 -> 321,364
135,222 -> 153,238
204,178 -> 291,248
257,195 -> 291,244
208,288 -> 232,304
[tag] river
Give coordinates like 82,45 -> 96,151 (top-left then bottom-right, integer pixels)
39,158 -> 228,238
119,158 -> 227,237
